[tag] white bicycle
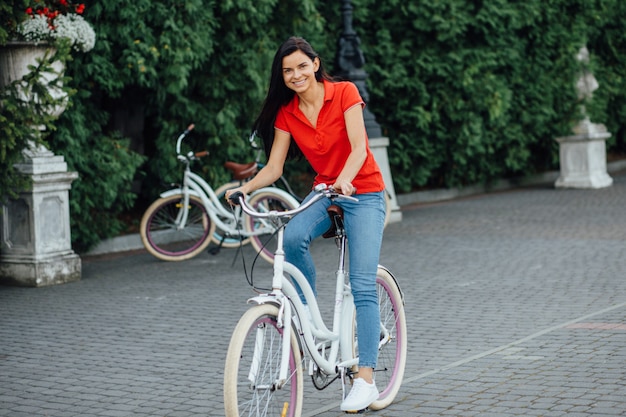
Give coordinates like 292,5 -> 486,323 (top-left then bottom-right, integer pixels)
224,185 -> 407,416
139,124 -> 299,263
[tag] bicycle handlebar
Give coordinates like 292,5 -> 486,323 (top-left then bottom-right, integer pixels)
174,123 -> 210,163
175,123 -> 196,156
229,184 -> 358,221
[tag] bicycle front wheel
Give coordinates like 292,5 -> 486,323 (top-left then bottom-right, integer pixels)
370,266 -> 407,410
245,190 -> 299,264
139,194 -> 215,261
224,304 -> 304,417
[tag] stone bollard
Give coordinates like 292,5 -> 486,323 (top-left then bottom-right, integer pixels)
0,144 -> 81,287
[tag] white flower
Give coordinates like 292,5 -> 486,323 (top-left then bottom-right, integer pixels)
16,15 -> 50,43
16,14 -> 96,53
52,14 -> 96,52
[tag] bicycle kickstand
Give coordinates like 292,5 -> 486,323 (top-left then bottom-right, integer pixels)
207,239 -> 224,256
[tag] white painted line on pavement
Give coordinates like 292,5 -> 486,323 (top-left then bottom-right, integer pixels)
404,301 -> 626,383
303,300 -> 626,417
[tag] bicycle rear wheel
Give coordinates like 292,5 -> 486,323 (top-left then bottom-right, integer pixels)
224,304 -> 303,417
139,194 -> 215,261
245,190 -> 299,264
370,266 -> 407,410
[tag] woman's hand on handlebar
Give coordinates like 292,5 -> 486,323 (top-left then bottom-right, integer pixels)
332,180 -> 357,196
225,187 -> 247,205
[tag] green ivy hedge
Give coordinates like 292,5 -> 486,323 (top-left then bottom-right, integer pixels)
28,0 -> 626,251
355,0 -> 604,190
46,0 -> 332,251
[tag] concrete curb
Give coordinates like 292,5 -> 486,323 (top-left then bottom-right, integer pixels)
85,159 -> 626,257
398,159 -> 626,206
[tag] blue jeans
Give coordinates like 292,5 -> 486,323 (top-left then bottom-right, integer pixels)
284,190 -> 386,368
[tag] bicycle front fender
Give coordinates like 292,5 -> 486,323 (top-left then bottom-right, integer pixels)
159,188 -> 202,199
247,294 -> 283,308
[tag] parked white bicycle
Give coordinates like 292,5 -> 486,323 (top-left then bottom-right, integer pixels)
209,131 -> 304,256
224,185 -> 407,416
139,124 -> 299,263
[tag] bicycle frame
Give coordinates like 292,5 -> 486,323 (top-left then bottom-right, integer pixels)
240,190 -> 359,388
161,162 -> 296,239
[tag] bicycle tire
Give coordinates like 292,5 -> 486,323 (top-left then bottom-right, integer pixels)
369,266 -> 407,410
245,190 -> 299,264
139,194 -> 215,261
224,304 -> 304,417
212,181 -> 250,248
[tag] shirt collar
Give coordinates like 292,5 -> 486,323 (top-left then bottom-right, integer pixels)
286,79 -> 335,114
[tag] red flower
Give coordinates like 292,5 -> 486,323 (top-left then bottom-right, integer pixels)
22,1 -> 89,26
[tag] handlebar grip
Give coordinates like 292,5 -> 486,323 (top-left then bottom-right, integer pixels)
186,123 -> 195,133
194,150 -> 209,158
228,191 -> 244,205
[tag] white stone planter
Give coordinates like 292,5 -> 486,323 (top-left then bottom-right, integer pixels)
0,41 -> 80,287
0,41 -> 68,118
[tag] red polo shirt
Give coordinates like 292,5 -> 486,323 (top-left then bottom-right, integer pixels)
275,80 -> 385,194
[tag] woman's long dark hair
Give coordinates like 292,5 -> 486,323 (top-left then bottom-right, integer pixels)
252,36 -> 333,159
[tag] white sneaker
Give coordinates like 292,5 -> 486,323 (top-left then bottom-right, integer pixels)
340,378 -> 379,412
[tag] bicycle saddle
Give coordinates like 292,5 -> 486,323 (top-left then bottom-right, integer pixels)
223,161 -> 259,180
323,204 -> 344,239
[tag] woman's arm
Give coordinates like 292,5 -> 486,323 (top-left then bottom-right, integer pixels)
225,129 -> 291,198
333,104 -> 368,195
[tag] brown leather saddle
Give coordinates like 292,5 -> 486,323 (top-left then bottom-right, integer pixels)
322,204 -> 344,239
223,161 -> 258,180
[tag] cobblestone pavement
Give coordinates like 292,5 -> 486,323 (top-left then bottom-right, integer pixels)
2,174 -> 626,417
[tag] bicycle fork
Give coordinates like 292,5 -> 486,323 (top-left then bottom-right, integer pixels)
243,291 -> 294,394
247,229 -> 294,390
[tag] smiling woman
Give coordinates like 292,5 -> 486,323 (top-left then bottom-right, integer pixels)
224,36 -> 387,413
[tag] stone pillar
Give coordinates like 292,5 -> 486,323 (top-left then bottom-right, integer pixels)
0,145 -> 81,287
370,138 -> 402,223
555,46 -> 612,189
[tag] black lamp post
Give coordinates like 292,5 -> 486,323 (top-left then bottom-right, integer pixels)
335,0 -> 382,138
